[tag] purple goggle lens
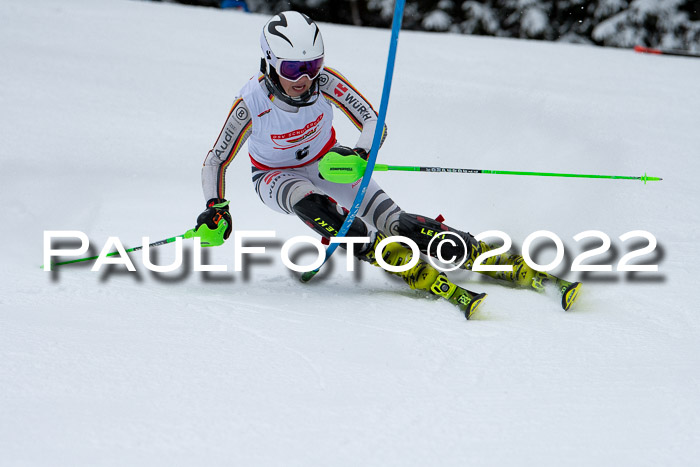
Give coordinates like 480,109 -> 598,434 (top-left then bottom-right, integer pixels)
278,57 -> 324,82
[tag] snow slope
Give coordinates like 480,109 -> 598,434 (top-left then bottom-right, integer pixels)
2,0 -> 699,465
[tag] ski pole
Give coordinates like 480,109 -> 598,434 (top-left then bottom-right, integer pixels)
43,230 -> 195,269
634,45 -> 700,59
318,153 -> 663,185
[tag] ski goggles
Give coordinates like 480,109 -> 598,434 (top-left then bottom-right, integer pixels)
277,57 -> 324,82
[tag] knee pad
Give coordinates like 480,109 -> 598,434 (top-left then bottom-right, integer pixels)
292,193 -> 369,239
397,212 -> 479,264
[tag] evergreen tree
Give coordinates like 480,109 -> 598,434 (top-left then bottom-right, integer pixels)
233,0 -> 700,52
550,0 -> 597,43
498,0 -> 553,39
592,0 -> 700,50
459,1 -> 502,36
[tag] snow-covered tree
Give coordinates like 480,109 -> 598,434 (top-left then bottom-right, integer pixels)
593,0 -> 700,50
497,0 -> 554,39
422,0 -> 457,32
210,0 -> 700,52
459,1 -> 501,35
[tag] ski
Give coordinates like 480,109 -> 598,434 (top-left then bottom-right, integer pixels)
430,275 -> 487,319
559,281 -> 582,311
456,289 -> 487,320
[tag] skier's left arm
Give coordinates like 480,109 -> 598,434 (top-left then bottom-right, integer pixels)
320,67 -> 387,159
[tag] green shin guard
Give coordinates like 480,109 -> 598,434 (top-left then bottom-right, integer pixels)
471,241 -> 581,311
468,241 -> 539,287
395,213 -> 579,311
358,234 -> 486,319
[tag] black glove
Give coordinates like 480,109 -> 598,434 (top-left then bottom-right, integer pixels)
196,198 -> 233,241
328,145 -> 369,160
353,147 -> 369,160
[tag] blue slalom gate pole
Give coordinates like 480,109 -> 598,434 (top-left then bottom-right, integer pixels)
301,0 -> 406,282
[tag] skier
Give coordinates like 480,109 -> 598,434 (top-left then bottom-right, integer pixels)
191,11 -> 580,318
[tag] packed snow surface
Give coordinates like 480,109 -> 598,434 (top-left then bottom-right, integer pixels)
1,0 -> 699,465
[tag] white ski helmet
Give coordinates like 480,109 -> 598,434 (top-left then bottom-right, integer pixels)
260,11 -> 325,106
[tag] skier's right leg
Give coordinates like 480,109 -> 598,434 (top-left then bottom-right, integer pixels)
253,166 -> 485,317
291,192 -> 485,318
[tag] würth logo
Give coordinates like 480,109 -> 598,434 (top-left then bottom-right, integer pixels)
334,83 -> 348,97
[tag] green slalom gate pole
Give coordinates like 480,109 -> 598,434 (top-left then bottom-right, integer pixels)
317,153 -> 663,185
